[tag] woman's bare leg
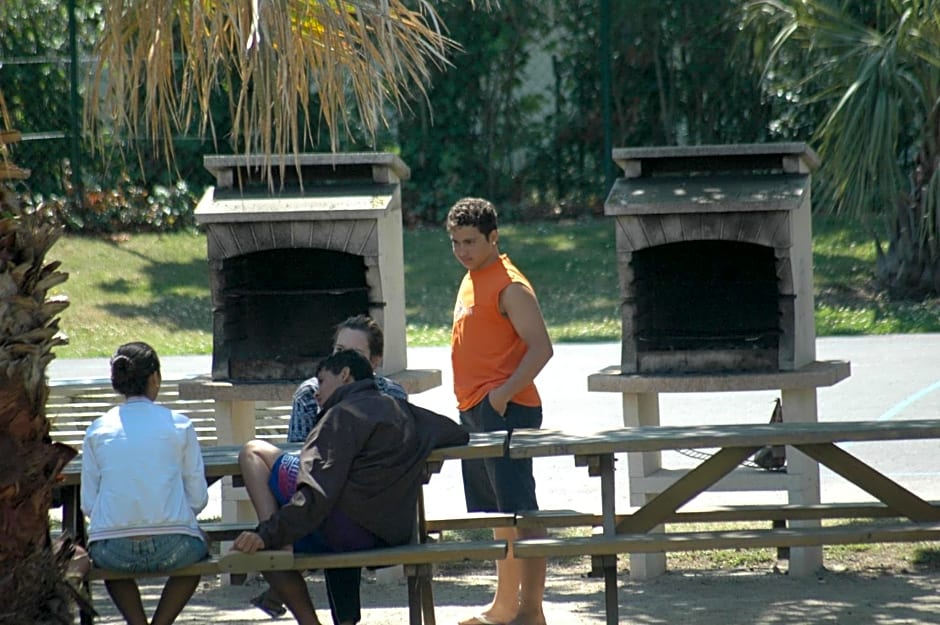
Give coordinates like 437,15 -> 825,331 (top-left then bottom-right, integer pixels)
103,579 -> 148,625
263,570 -> 322,625
238,439 -> 287,522
240,439 -> 293,614
151,575 -> 200,625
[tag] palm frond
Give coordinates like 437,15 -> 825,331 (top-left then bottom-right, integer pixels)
85,0 -> 464,170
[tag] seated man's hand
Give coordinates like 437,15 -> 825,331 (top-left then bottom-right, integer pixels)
232,531 -> 265,554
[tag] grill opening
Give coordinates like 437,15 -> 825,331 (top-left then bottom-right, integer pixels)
632,240 -> 780,353
220,248 -> 372,380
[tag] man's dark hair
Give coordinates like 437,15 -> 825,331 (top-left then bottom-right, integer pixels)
335,314 -> 384,359
446,197 -> 498,237
317,349 -> 374,381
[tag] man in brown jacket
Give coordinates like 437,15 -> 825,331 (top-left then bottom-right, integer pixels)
233,349 -> 469,625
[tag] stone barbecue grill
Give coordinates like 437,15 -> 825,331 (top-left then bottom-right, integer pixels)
589,143 -> 851,580
179,153 -> 440,553
196,152 -> 411,382
606,143 -> 818,374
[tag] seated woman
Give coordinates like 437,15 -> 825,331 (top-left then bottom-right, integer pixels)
80,342 -> 209,625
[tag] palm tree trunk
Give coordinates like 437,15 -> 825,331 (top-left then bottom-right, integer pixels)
876,104 -> 940,298
0,182 -> 78,623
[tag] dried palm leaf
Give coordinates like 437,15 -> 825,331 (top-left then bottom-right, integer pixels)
85,0 -> 494,177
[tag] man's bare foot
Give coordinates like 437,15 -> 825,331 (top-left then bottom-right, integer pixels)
458,611 -> 511,625
508,610 -> 546,625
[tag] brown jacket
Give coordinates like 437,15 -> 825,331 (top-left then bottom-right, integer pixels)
256,379 -> 469,548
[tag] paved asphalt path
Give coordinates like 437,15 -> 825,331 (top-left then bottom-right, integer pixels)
49,334 -> 940,520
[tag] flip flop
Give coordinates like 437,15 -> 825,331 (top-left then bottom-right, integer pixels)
250,589 -> 287,619
458,615 -> 505,625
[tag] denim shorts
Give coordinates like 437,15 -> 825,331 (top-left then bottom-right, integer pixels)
89,534 -> 208,573
460,396 -> 542,513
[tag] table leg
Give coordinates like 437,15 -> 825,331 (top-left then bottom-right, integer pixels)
214,399 -> 257,585
60,484 -> 84,546
593,453 -> 629,624
621,392 -> 664,579
781,388 -> 822,576
602,555 -> 619,625
416,493 -> 436,625
420,575 -> 436,625
599,455 -> 617,535
405,564 -> 425,625
61,485 -> 96,625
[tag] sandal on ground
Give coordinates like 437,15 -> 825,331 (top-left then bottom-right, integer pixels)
250,589 -> 287,619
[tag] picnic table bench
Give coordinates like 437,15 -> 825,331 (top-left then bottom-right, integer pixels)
86,542 -> 508,625
508,419 -> 940,625
59,432 -> 508,625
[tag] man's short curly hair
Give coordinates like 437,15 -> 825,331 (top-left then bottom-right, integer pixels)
317,349 -> 374,381
446,197 -> 498,237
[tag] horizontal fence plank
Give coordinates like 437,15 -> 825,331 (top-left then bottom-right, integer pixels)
47,380 -> 292,447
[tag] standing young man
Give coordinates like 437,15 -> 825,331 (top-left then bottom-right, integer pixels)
447,197 -> 553,625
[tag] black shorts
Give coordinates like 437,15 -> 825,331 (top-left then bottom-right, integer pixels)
459,396 -> 542,513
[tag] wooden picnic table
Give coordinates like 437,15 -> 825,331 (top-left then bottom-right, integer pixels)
509,419 -> 940,625
58,431 -> 507,548
60,431 -> 507,625
176,369 -> 444,539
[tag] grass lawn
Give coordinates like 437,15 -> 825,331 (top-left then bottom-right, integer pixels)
50,215 -> 940,358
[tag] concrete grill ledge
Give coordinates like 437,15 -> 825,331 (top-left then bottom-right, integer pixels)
588,360 -> 850,394
178,368 -> 443,403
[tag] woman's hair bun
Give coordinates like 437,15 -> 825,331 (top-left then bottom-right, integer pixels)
110,342 -> 160,396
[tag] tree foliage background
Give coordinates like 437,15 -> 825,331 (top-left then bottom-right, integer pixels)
0,0 -> 804,225
742,0 -> 940,297
1,0 -> 938,296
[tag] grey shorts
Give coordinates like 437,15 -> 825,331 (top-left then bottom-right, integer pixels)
459,396 -> 542,513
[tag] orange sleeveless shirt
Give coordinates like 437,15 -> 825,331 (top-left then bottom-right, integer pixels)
451,254 -> 542,411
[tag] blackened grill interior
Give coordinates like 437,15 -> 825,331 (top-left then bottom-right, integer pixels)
632,240 -> 780,352
220,248 -> 371,380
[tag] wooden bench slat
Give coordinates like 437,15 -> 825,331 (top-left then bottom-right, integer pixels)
514,502 -> 940,529
88,558 -> 224,580
199,521 -> 255,541
243,541 -> 508,571
202,503 -> 940,542
672,502 -> 940,523
88,540 -> 508,581
512,522 -> 940,558
510,421 -> 940,459
425,513 -> 516,533
201,514 -> 518,542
